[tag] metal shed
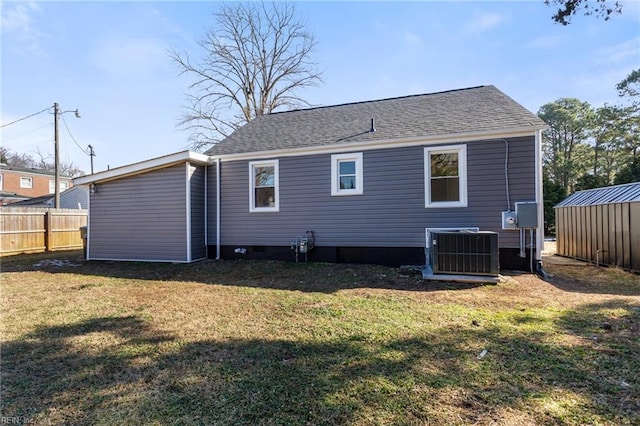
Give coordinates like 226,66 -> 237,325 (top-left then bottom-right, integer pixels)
554,182 -> 640,272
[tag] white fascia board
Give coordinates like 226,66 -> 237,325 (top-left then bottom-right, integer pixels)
212,126 -> 545,162
74,150 -> 210,185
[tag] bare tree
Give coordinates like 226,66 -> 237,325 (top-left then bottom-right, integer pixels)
1,147 -> 84,177
0,147 -> 33,167
170,1 -> 322,151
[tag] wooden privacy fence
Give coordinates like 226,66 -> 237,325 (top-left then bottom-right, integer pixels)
0,207 -> 88,256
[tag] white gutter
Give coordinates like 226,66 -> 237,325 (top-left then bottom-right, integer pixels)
216,157 -> 221,260
74,150 -> 210,185
214,127 -> 546,162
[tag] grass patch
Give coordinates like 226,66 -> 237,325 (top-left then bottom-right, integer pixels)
1,251 -> 639,425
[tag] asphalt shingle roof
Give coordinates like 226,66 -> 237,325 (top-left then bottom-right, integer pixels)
207,85 -> 547,156
0,164 -> 57,176
555,182 -> 640,207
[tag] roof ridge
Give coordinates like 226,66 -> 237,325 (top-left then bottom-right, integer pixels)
556,181 -> 640,207
268,85 -> 490,115
0,164 -> 58,175
572,181 -> 640,194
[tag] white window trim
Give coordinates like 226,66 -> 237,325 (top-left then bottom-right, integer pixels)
424,144 -> 467,208
331,152 -> 363,196
249,159 -> 279,212
49,179 -> 70,194
0,174 -> 3,191
20,176 -> 33,189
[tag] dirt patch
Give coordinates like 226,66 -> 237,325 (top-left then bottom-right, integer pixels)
32,259 -> 82,268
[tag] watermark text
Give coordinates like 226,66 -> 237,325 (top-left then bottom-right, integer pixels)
0,417 -> 35,424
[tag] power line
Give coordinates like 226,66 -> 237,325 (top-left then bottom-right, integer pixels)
0,106 -> 51,128
1,122 -> 52,143
60,111 -> 89,156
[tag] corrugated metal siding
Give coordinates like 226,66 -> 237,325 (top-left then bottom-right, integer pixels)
189,164 -> 206,260
89,164 -> 188,261
555,201 -> 639,272
214,136 -> 536,249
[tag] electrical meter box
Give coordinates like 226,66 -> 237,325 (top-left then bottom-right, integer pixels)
515,202 -> 538,228
501,210 -> 517,230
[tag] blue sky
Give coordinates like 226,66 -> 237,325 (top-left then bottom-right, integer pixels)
1,1 -> 638,175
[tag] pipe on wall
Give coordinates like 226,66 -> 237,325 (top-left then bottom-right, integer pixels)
534,129 -> 545,267
216,157 -> 221,260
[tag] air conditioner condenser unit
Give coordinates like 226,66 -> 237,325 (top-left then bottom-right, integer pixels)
431,231 -> 499,276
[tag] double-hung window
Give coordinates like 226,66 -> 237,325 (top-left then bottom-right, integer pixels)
49,180 -> 70,194
424,145 -> 467,208
249,160 -> 279,212
20,176 -> 33,189
331,152 -> 363,196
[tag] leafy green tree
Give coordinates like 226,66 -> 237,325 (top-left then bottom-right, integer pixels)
611,70 -> 640,183
538,98 -> 595,192
545,0 -> 622,25
0,146 -> 9,164
591,104 -> 631,184
574,173 -> 608,191
613,157 -> 640,184
617,69 -> 640,104
542,174 -> 567,235
540,70 -> 639,205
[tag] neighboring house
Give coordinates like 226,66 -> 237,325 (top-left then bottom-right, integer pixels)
10,185 -> 89,209
75,85 -> 548,272
0,164 -> 73,205
0,191 -> 29,206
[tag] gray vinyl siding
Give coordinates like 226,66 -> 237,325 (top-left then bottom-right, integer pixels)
60,186 -> 89,209
206,163 -> 217,248
189,164 -> 206,260
214,136 -> 536,249
89,164 -> 188,261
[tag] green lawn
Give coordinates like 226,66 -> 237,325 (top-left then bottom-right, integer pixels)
1,251 -> 639,425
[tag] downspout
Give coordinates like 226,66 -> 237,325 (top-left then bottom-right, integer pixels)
186,163 -> 192,262
86,185 -> 91,260
216,157 -> 221,260
535,129 -> 545,275
204,163 -> 208,257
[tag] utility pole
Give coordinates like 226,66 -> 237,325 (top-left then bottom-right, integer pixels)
54,102 -> 60,209
53,103 -> 81,208
88,144 -> 95,174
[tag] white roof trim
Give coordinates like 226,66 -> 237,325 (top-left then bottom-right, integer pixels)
74,150 -> 210,185
212,126 -> 546,162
